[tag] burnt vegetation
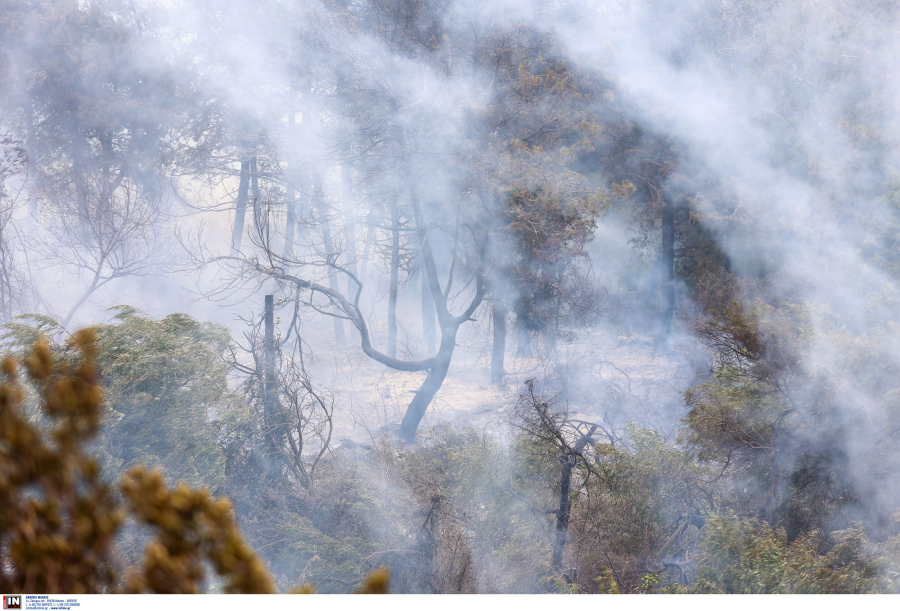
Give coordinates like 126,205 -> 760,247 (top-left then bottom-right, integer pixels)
2,0 -> 900,595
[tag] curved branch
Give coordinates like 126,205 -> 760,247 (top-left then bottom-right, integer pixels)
208,254 -> 438,372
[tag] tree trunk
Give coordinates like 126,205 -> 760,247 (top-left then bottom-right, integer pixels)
551,454 -> 575,575
231,158 -> 251,251
421,264 -> 437,354
516,324 -> 533,358
62,268 -> 104,329
341,155 -> 358,277
388,202 -> 400,358
264,293 -> 276,423
250,156 -> 262,240
491,301 -> 507,384
658,198 -> 675,346
399,332 -> 456,442
762,449 -> 784,526
358,207 -> 377,285
314,174 -> 346,347
263,294 -> 289,474
394,138 -> 486,442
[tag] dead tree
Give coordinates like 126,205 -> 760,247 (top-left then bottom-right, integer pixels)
36,162 -> 165,328
206,170 -> 488,442
231,130 -> 252,251
513,380 -> 606,577
231,296 -> 334,490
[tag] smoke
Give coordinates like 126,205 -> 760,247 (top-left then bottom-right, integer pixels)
542,0 -> 900,526
4,0 -> 900,592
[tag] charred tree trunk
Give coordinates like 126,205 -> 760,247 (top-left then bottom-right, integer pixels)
397,170 -> 485,442
250,156 -> 262,239
263,294 -> 289,474
552,453 -> 575,575
398,330 -> 456,441
388,201 -> 400,358
388,132 -> 487,442
491,301 -> 507,384
550,427 -> 595,576
231,145 -> 251,251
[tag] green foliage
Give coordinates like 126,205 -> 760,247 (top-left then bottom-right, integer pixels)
250,424 -> 560,594
225,452 -> 383,593
93,306 -> 242,490
684,297 -> 900,542
3,308 -> 244,490
683,301 -> 860,536
370,425 -> 553,593
537,566 -> 580,594
594,567 -> 620,593
474,27 -> 609,337
692,514 -> 890,593
568,425 -> 713,592
500,182 -> 604,334
640,572 -> 661,593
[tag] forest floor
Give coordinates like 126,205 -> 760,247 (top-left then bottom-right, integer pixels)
301,325 -> 702,450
